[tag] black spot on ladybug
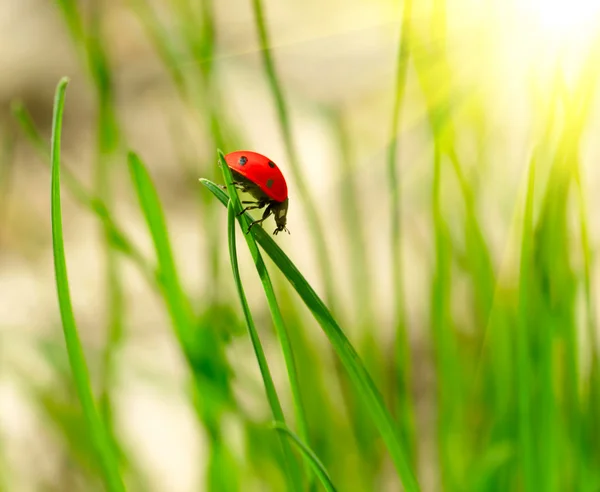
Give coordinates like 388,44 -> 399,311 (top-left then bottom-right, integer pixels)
266,179 -> 274,188
239,156 -> 248,165
268,160 -> 275,168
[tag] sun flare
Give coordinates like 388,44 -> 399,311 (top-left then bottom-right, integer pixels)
520,0 -> 600,40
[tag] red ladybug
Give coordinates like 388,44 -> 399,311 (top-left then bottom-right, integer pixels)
223,150 -> 290,235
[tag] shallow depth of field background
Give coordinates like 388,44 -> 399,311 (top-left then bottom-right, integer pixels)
1,0 -> 600,491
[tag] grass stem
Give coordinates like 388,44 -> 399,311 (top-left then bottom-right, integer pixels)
50,77 -> 125,492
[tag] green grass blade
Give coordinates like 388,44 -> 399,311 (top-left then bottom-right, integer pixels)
218,152 -> 311,455
11,101 -> 155,284
327,109 -> 382,478
273,283 -> 369,490
330,108 -> 374,338
128,151 -> 195,351
201,178 -> 420,491
249,0 -> 337,312
55,0 -> 84,44
272,422 -> 337,492
127,0 -> 239,305
226,200 -> 303,491
80,1 -> 124,441
128,151 -> 240,490
529,65 -> 598,486
50,77 -> 125,492
386,0 -> 416,464
517,150 -> 536,491
430,145 -> 462,489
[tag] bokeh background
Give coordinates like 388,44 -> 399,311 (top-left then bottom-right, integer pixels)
2,0 -> 600,490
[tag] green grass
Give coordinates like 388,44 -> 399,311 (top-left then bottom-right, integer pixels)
50,77 -> 125,492
250,0 -> 337,313
516,149 -> 536,492
202,177 -> 419,490
219,151 -> 311,480
128,152 -> 196,352
272,421 -> 337,492
386,0 -> 416,466
128,151 -> 241,490
6,0 -> 600,490
225,198 -> 303,491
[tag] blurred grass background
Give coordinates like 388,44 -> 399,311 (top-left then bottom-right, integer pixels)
2,0 -> 600,490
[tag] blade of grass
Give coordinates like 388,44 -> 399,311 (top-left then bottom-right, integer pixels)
250,0 -> 337,313
218,152 -> 311,465
201,177 -> 420,491
328,108 -> 383,479
47,3 -> 151,483
226,200 -> 303,491
22,337 -> 152,492
128,151 -> 240,490
531,169 -> 563,492
172,0 -> 227,151
82,2 -> 125,447
128,0 -> 240,307
430,145 -> 462,490
529,55 -> 600,486
271,422 -> 337,492
56,0 -> 85,46
273,280 -> 370,490
517,149 -> 536,492
386,0 -> 416,465
11,101 -> 155,285
329,108 -> 374,341
412,5 -> 484,485
50,77 -> 125,492
127,152 -> 197,363
562,42 -> 600,480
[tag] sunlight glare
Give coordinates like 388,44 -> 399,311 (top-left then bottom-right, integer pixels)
520,0 -> 600,39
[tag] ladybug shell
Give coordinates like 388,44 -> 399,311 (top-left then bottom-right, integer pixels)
224,151 -> 288,203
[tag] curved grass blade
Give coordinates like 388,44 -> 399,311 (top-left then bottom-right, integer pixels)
201,177 -> 420,491
226,201 -> 303,491
219,152 -> 311,461
50,77 -> 125,492
271,422 -> 337,492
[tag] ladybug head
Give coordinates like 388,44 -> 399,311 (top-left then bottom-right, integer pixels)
272,198 -> 290,235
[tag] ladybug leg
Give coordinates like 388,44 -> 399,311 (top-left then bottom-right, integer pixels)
246,204 -> 273,234
237,200 -> 267,216
218,183 -> 245,191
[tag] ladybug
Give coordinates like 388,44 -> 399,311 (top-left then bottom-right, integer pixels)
223,150 -> 290,235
